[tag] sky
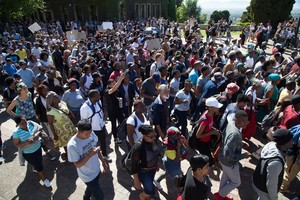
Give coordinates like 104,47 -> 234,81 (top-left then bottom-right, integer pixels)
197,0 -> 300,13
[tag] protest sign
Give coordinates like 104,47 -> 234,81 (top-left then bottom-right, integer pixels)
66,30 -> 86,43
102,22 -> 113,30
147,38 -> 161,50
28,22 -> 42,33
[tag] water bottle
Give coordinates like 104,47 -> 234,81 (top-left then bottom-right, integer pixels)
118,97 -> 123,108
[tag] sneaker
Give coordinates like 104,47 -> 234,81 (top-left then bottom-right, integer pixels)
0,156 -> 3,163
214,192 -> 225,200
114,138 -> 122,145
225,195 -> 233,200
153,180 -> 162,190
43,179 -> 52,188
104,156 -> 112,162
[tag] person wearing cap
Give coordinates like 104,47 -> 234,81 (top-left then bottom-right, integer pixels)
68,58 -> 82,81
179,153 -> 212,200
262,73 -> 281,116
3,58 -> 17,77
17,60 -> 35,97
215,111 -> 251,200
90,72 -> 104,96
98,59 -> 113,90
194,97 -> 222,166
253,129 -> 293,200
62,78 -> 84,123
279,95 -> 300,129
12,115 -> 52,187
174,79 -> 193,137
153,126 -> 188,191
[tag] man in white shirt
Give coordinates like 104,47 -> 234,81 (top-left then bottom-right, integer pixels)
67,119 -> 109,200
31,43 -> 42,58
80,90 -> 111,162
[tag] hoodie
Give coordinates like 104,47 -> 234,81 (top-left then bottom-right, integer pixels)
253,142 -> 285,200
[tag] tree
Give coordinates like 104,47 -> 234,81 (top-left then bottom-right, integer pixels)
0,0 -> 45,21
168,0 -> 177,21
176,0 -> 202,22
209,10 -> 231,23
241,0 -> 295,25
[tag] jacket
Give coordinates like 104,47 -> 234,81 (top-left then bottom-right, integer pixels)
252,142 -> 285,200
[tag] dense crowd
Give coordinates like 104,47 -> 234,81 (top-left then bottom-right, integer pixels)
0,17 -> 299,200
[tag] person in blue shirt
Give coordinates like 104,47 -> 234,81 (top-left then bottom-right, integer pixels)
3,58 -> 17,77
17,60 -> 35,96
12,115 -> 52,187
189,61 -> 202,87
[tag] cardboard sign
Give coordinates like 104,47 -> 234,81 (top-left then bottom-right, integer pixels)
102,22 -> 113,30
147,38 -> 161,50
66,30 -> 86,43
28,22 -> 42,33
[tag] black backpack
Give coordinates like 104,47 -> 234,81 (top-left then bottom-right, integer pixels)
117,115 -> 138,140
122,141 -> 144,175
188,116 -> 208,149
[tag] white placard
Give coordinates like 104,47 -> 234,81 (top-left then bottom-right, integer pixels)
102,22 -> 113,30
28,22 -> 42,33
147,38 -> 161,50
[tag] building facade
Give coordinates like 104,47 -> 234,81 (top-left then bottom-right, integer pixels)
43,0 -> 168,22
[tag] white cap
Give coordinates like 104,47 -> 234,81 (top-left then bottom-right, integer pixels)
205,97 -> 223,108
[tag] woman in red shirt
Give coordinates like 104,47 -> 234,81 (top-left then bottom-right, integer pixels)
196,97 -> 222,166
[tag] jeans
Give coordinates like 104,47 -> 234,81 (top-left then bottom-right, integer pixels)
94,128 -> 108,157
84,174 -> 105,200
219,163 -> 241,197
139,169 -> 156,196
174,109 -> 188,137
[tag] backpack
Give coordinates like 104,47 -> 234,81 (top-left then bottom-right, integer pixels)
188,115 -> 208,149
123,141 -> 143,175
85,101 -> 103,124
117,115 -> 138,140
253,156 -> 284,193
260,110 -> 279,133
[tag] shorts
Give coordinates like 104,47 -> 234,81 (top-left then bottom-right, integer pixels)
23,147 -> 43,172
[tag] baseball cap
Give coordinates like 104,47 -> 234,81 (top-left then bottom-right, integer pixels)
205,97 -> 223,108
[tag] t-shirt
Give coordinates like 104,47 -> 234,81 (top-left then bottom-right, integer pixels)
175,90 -> 192,111
182,168 -> 212,200
188,69 -> 199,86
17,68 -> 35,88
3,64 -> 17,77
199,112 -> 213,142
12,121 -> 42,154
67,132 -> 101,183
170,77 -> 180,97
126,112 -> 150,143
62,89 -> 84,111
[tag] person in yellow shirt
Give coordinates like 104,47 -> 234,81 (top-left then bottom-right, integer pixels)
15,43 -> 27,60
275,79 -> 296,112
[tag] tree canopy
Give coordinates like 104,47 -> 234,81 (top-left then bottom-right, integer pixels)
176,0 -> 202,22
241,0 -> 295,24
0,0 -> 45,21
209,10 -> 230,23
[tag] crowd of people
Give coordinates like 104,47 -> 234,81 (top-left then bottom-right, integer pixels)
0,17 -> 299,200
